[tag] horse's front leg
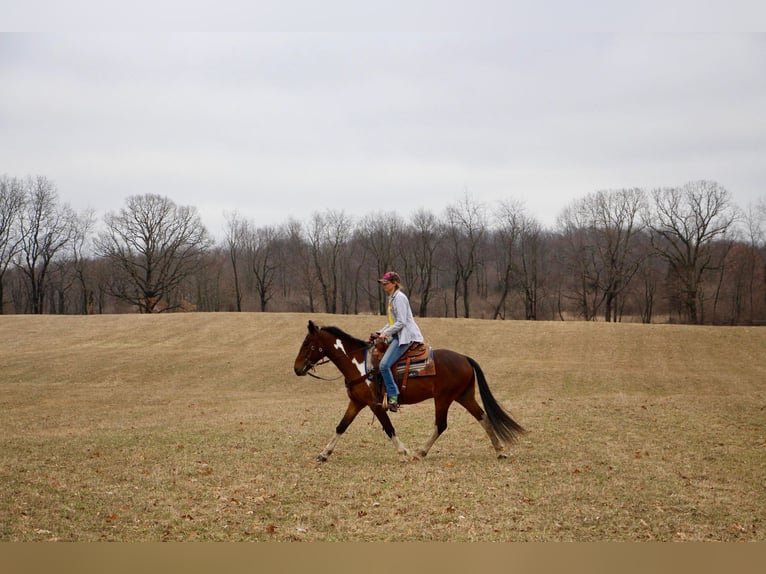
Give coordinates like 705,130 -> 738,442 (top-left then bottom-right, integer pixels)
369,403 -> 411,458
316,399 -> 364,462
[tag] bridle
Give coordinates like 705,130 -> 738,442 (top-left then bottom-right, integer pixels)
300,331 -> 371,385
300,341 -> 338,380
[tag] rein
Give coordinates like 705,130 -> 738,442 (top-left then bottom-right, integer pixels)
306,368 -> 368,388
305,364 -> 343,382
305,334 -> 371,386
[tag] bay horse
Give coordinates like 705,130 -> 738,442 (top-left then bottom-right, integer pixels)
293,320 -> 524,461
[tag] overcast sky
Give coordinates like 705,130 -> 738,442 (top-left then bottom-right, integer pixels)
2,3 -> 765,239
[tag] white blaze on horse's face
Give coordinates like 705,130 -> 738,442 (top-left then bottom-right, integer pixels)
334,338 -> 365,377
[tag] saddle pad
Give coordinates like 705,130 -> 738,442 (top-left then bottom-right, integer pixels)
394,349 -> 436,378
366,344 -> 436,379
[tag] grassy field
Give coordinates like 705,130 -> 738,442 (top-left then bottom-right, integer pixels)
1,312 -> 764,542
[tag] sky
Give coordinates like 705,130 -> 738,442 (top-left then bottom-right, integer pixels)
2,2 -> 765,240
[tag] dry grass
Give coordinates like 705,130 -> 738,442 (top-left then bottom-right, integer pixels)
1,313 -> 764,541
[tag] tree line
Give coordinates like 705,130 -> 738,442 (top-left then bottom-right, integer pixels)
2,174 -> 765,324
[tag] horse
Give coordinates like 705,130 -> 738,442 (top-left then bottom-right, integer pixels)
293,320 -> 525,462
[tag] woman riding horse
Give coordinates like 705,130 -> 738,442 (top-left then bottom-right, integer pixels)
294,320 -> 524,462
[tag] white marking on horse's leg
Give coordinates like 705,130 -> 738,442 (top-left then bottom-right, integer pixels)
318,433 -> 341,461
416,424 -> 441,458
391,435 -> 410,457
479,414 -> 506,456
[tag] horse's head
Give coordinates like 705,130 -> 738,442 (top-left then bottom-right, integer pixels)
293,320 -> 327,376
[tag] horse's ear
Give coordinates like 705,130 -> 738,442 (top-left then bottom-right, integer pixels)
308,320 -> 317,333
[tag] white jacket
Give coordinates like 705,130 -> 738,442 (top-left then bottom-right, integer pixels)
379,289 -> 424,346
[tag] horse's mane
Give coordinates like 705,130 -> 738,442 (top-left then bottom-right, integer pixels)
321,326 -> 368,348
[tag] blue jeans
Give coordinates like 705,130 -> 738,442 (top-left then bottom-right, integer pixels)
380,336 -> 407,399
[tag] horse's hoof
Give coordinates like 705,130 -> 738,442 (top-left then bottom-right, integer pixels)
315,454 -> 328,463
497,452 -> 509,460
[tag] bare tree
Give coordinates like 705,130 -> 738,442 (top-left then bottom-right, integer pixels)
707,234 -> 738,323
15,176 -> 75,314
492,199 -> 524,319
444,195 -> 487,318
631,234 -> 662,323
70,208 -> 96,314
517,213 -> 545,320
96,194 -> 212,313
356,211 -> 405,314
557,189 -> 647,321
0,175 -> 26,313
245,224 -> 281,312
44,208 -> 96,315
588,189 -> 648,321
649,180 -> 737,324
282,218 -> 317,312
749,197 -> 766,317
223,211 -> 248,312
306,210 -> 352,314
407,208 -> 441,317
719,242 -> 757,324
557,201 -> 601,320
741,205 -> 762,321
759,197 -> 766,314
190,247 -> 227,312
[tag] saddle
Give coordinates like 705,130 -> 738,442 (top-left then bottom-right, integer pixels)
367,341 -> 436,397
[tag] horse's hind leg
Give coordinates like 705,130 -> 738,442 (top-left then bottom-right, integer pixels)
415,399 -> 451,459
456,392 -> 509,459
415,425 -> 441,459
316,400 -> 363,462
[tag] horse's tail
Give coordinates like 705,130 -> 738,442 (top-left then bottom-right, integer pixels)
467,356 -> 525,443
